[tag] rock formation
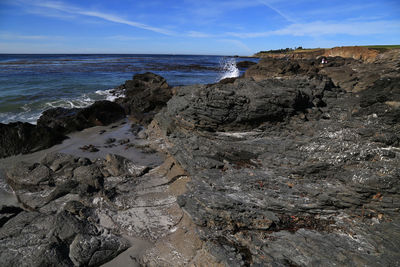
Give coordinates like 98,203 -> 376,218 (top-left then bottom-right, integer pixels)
1,48 -> 400,266
115,72 -> 173,124
145,49 -> 400,266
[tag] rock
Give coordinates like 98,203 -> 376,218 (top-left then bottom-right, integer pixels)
37,100 -> 125,134
156,77 -> 324,132
73,165 -> 104,193
0,210 -> 129,267
0,122 -> 66,158
105,154 -> 149,177
236,60 -> 257,69
118,138 -> 130,145
6,162 -> 52,190
146,51 -> 400,265
69,234 -> 130,266
79,144 -> 99,152
115,72 -> 172,124
105,137 -> 116,144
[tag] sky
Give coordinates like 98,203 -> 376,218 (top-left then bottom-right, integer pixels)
0,0 -> 399,55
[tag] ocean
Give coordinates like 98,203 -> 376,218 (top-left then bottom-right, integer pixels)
0,54 -> 257,124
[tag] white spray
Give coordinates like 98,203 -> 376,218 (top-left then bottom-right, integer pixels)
218,57 -> 239,81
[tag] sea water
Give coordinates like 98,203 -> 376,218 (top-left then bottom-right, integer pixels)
0,54 -> 257,124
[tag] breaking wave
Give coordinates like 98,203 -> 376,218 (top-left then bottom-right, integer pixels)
218,57 -> 239,81
0,88 -> 123,124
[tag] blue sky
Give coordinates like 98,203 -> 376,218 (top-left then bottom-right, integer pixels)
0,0 -> 399,55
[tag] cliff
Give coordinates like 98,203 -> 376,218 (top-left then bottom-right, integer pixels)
254,46 -> 396,62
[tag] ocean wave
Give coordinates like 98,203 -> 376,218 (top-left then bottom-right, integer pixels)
0,89 -> 124,124
95,88 -> 124,102
217,57 -> 239,81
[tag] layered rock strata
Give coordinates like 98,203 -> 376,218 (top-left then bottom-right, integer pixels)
146,50 -> 400,266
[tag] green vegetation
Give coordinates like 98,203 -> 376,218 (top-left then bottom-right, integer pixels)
361,45 -> 400,53
362,45 -> 400,49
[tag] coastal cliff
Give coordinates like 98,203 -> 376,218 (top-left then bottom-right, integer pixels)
254,45 -> 394,63
1,49 -> 400,266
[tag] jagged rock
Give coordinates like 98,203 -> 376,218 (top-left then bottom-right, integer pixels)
69,233 -> 130,266
148,52 -> 400,266
0,122 -> 66,158
73,165 -> 104,193
115,72 -> 172,124
0,210 -> 128,267
156,77 -> 330,132
236,61 -> 257,69
37,100 -> 125,134
104,154 -> 149,177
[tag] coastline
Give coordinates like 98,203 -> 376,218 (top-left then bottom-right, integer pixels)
1,48 -> 400,266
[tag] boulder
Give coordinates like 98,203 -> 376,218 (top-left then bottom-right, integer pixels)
236,60 -> 257,69
38,100 -> 125,134
0,210 -> 129,267
156,78 -> 323,132
0,122 -> 66,158
115,72 -> 172,124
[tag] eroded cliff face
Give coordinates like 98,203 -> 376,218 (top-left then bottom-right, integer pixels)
256,46 -> 382,63
246,49 -> 400,93
323,46 -> 380,62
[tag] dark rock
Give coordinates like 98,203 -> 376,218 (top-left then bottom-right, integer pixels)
0,122 -> 66,158
236,60 -> 257,69
73,165 -> 104,193
105,137 -> 116,144
147,51 -> 400,266
104,154 -> 149,177
156,78 -> 322,132
0,210 -> 129,267
118,138 -> 130,145
79,144 -> 99,152
115,72 -> 172,124
38,100 -> 125,134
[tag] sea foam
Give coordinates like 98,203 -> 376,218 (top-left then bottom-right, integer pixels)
218,57 -> 239,81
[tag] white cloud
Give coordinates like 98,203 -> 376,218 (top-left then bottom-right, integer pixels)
186,31 -> 216,38
257,0 -> 296,23
15,0 -> 175,36
228,20 -> 400,38
106,35 -> 147,41
0,32 -> 63,40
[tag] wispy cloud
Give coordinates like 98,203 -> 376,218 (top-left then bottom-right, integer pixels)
0,32 -> 63,40
186,31 -> 216,38
218,39 -> 251,53
15,0 -> 175,36
106,35 -> 147,41
257,0 -> 296,23
228,20 -> 400,38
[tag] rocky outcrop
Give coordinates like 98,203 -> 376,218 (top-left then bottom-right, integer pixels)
236,61 -> 257,69
37,100 -> 125,134
246,49 -> 400,92
115,72 -> 173,124
254,46 -> 381,62
323,46 -> 379,62
0,122 -> 66,158
146,50 -> 400,266
0,100 -> 125,158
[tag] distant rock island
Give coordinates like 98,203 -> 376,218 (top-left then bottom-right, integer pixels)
1,46 -> 400,266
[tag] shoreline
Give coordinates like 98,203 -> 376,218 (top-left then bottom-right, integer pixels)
1,49 -> 400,266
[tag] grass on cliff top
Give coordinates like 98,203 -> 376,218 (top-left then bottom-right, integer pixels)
361,45 -> 400,53
255,45 -> 400,56
362,45 -> 400,49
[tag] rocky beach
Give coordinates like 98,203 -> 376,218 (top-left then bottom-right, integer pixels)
1,47 -> 400,266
